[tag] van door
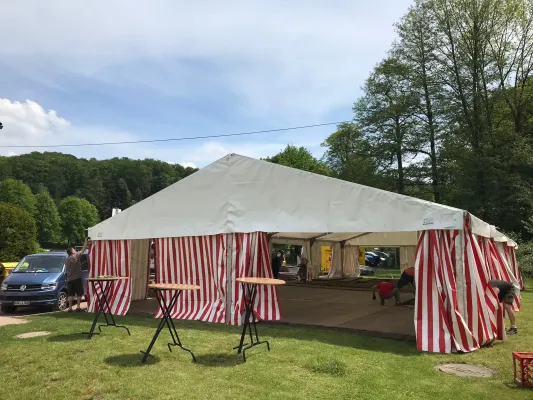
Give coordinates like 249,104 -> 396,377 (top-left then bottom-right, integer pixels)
81,253 -> 89,297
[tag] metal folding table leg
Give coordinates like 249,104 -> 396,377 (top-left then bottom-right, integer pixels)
162,291 -> 196,361
96,281 -> 130,335
84,280 -> 130,338
235,283 -> 270,362
140,289 -> 196,363
84,281 -> 105,339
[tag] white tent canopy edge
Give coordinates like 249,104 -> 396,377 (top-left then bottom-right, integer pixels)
88,153 -> 513,245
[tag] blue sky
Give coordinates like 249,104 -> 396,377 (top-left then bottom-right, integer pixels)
0,0 -> 412,167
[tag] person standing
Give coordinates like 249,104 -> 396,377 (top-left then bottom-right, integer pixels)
489,279 -> 519,334
297,252 -> 309,282
65,239 -> 88,312
272,250 -> 282,279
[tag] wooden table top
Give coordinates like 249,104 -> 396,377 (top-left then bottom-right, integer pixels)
87,276 -> 128,282
236,277 -> 286,286
148,283 -> 201,291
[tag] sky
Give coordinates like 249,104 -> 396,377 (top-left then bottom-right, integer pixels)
0,0 -> 412,168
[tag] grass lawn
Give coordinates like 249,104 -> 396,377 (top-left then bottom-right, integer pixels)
360,268 -> 402,279
1,292 -> 532,400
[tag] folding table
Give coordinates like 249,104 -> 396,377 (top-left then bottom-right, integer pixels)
140,283 -> 200,363
84,277 -> 131,339
234,277 -> 285,361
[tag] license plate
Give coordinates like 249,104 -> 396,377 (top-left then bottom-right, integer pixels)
14,301 -> 30,306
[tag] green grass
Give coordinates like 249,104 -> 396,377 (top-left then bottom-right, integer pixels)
1,293 -> 533,400
362,268 -> 402,279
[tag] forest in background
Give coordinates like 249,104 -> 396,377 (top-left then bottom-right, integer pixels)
2,0 -> 533,275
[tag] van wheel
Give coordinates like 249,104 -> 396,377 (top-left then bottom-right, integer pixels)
55,291 -> 68,311
0,304 -> 16,314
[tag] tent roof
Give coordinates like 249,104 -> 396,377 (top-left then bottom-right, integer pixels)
89,153 -> 493,241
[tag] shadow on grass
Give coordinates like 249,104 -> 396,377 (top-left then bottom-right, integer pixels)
104,353 -> 160,367
48,333 -> 89,342
46,310 -> 420,357
195,353 -> 244,367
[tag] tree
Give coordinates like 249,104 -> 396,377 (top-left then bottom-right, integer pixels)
322,123 -> 388,188
0,178 -> 37,215
396,0 -> 443,201
58,197 -> 99,245
265,145 -> 331,175
110,178 -> 132,210
0,203 -> 38,260
34,189 -> 61,245
354,56 -> 421,194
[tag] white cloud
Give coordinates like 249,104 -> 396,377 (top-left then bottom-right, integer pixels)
0,0 -> 412,119
0,98 -> 315,166
0,99 -> 136,155
181,162 -> 197,169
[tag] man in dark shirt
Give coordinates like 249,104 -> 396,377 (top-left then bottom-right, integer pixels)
272,250 -> 282,279
65,239 -> 88,312
489,279 -> 519,334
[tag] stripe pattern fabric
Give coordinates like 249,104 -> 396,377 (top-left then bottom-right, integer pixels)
229,232 -> 282,325
153,232 -> 281,326
88,240 -> 132,315
480,238 -> 521,312
414,220 -> 505,353
154,235 -> 227,323
504,245 -> 523,290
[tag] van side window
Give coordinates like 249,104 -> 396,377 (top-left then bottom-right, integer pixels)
81,255 -> 88,271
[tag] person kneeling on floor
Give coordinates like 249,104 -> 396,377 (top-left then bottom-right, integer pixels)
489,279 -> 519,335
372,281 -> 401,306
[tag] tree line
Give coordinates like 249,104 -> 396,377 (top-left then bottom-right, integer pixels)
0,153 -> 197,260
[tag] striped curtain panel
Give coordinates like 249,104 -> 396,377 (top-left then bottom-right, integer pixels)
87,240 -> 132,315
154,235 -> 228,323
153,232 -> 281,326
414,226 -> 503,354
485,239 -> 521,311
230,232 -> 282,326
504,245 -> 523,290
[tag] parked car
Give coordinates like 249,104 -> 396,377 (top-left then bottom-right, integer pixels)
365,252 -> 381,267
373,251 -> 389,261
0,251 -> 89,313
359,265 -> 375,276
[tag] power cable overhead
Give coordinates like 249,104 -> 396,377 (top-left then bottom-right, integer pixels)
0,121 -> 350,148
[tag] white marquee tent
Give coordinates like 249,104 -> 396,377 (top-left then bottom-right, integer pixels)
87,153 -> 520,354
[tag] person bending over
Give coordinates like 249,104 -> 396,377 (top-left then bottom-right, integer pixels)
372,281 -> 401,306
397,267 -> 415,290
489,279 -> 519,334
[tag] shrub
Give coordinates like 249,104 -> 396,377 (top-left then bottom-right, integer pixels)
516,241 -> 533,278
0,203 -> 38,260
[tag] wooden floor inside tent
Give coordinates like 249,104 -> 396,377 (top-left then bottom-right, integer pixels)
128,284 -> 415,341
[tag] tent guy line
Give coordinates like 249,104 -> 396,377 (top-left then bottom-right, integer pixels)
0,121 -> 350,148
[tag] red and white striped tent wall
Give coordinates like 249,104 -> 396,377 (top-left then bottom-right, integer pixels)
88,232 -> 281,326
414,216 -> 521,353
87,153 -> 521,354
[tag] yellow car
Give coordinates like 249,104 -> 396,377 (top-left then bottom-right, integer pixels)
0,262 -> 18,283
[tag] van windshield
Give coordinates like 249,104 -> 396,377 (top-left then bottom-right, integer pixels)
12,255 -> 65,273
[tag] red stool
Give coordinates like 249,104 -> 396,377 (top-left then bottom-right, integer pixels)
513,352 -> 533,388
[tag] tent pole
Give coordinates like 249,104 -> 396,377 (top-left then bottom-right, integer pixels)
225,233 -> 234,325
